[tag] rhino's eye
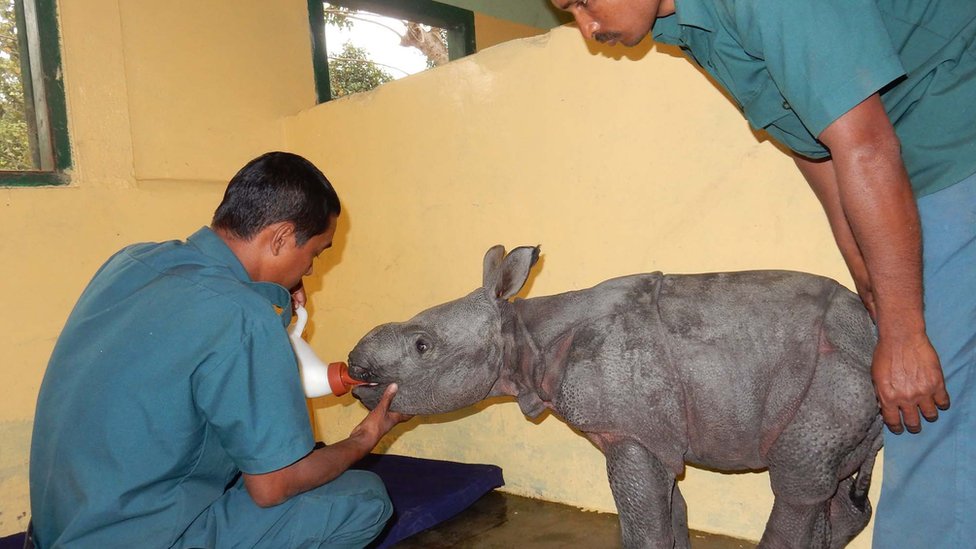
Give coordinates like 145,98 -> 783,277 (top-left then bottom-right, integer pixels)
415,338 -> 430,354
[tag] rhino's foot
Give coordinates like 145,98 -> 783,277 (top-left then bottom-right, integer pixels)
758,498 -> 831,549
827,476 -> 873,549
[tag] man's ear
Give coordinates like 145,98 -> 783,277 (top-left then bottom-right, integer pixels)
269,222 -> 296,256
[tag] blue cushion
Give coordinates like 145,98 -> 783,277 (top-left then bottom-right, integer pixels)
353,453 -> 505,548
0,534 -> 23,549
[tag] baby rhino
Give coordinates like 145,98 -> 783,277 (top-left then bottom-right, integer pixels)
350,245 -> 882,549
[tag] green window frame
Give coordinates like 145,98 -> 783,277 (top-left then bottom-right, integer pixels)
307,0 -> 476,103
2,0 -> 71,186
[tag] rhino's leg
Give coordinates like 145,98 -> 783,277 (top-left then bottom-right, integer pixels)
670,483 -> 690,549
827,424 -> 883,549
762,336 -> 879,548
604,438 -> 686,549
758,497 -> 830,549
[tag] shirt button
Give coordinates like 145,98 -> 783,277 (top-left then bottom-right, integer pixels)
782,100 -> 791,110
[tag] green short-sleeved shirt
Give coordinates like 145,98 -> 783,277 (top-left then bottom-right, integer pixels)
653,0 -> 976,197
30,227 -> 314,548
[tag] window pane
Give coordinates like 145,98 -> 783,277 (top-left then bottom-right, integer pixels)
323,2 -> 449,98
0,0 -> 35,170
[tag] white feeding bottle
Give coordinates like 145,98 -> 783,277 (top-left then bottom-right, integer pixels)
289,305 -> 364,398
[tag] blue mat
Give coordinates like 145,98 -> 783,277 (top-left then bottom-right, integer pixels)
354,454 -> 504,548
0,453 -> 504,549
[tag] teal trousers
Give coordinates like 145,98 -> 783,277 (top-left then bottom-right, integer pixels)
173,469 -> 392,549
873,173 -> 976,548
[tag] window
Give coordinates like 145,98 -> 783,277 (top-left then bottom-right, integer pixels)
0,0 -> 70,186
307,0 -> 475,102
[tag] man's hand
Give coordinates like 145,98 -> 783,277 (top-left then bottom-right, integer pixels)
350,384 -> 413,449
291,282 -> 306,310
243,384 -> 412,507
872,333 -> 950,434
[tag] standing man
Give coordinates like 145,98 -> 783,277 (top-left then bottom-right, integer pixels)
550,1 -> 974,547
30,151 -> 410,548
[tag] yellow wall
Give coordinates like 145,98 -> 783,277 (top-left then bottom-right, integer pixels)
475,13 -> 546,50
0,1 -> 880,546
0,0 -> 317,536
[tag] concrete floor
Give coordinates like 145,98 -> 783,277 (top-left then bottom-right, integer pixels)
392,491 -> 757,548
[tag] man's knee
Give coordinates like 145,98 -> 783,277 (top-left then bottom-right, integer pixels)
299,469 -> 393,547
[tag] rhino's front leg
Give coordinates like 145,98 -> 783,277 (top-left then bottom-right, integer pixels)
604,438 -> 688,549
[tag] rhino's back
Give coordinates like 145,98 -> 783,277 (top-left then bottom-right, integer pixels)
655,271 -> 861,467
525,270 -> 870,472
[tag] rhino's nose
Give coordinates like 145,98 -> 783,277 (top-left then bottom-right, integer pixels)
346,347 -> 374,380
348,324 -> 401,380
347,360 -> 372,382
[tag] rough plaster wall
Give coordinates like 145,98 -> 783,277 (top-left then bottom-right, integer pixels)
0,422 -> 32,534
0,0 -> 314,537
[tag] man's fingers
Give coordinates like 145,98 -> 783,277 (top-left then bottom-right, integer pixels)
900,406 -> 922,434
374,383 -> 398,413
935,388 -> 951,410
880,404 -> 904,434
918,398 -> 943,423
290,283 -> 306,309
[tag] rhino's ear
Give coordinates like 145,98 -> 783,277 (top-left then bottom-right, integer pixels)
483,245 -> 506,288
489,246 -> 540,300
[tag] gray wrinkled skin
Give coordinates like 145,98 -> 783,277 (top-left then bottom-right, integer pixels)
350,246 -> 882,549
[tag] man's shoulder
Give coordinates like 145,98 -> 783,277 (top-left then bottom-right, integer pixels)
96,238 -> 273,318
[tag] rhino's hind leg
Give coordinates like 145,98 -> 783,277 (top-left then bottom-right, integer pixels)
827,424 -> 883,549
759,497 -> 831,549
604,438 -> 688,549
762,334 -> 879,548
671,484 -> 689,549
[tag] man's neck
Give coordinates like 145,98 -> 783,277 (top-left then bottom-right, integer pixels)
213,226 -> 263,282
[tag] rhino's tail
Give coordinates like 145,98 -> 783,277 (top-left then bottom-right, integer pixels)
829,419 -> 884,548
849,424 -> 884,512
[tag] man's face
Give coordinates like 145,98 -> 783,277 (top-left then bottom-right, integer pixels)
551,0 -> 660,47
272,214 -> 338,292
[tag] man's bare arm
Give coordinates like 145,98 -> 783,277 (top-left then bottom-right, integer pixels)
793,154 -> 875,318
809,93 -> 949,433
243,384 -> 410,507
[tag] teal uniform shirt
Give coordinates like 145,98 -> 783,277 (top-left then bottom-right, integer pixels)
653,0 -> 976,197
30,227 -> 314,548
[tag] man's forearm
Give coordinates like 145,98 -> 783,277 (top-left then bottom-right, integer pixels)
818,95 -> 925,335
242,384 -> 408,507
829,137 -> 925,334
794,155 -> 876,316
818,94 -> 948,433
243,433 -> 375,508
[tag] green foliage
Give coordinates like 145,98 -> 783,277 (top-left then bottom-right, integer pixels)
0,0 -> 32,170
323,3 -> 354,31
328,42 -> 394,98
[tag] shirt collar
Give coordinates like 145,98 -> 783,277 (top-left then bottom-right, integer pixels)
653,0 -> 715,44
186,226 -> 293,326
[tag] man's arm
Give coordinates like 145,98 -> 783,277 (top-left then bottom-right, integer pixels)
242,384 -> 409,507
799,93 -> 949,434
793,155 -> 876,318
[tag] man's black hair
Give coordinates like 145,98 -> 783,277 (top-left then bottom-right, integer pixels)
212,151 -> 341,245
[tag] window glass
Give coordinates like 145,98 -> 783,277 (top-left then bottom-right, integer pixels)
0,0 -> 33,170
0,0 -> 70,186
309,0 -> 475,102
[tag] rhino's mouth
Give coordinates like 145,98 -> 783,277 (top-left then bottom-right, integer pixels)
347,359 -> 393,403
348,359 -> 382,384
